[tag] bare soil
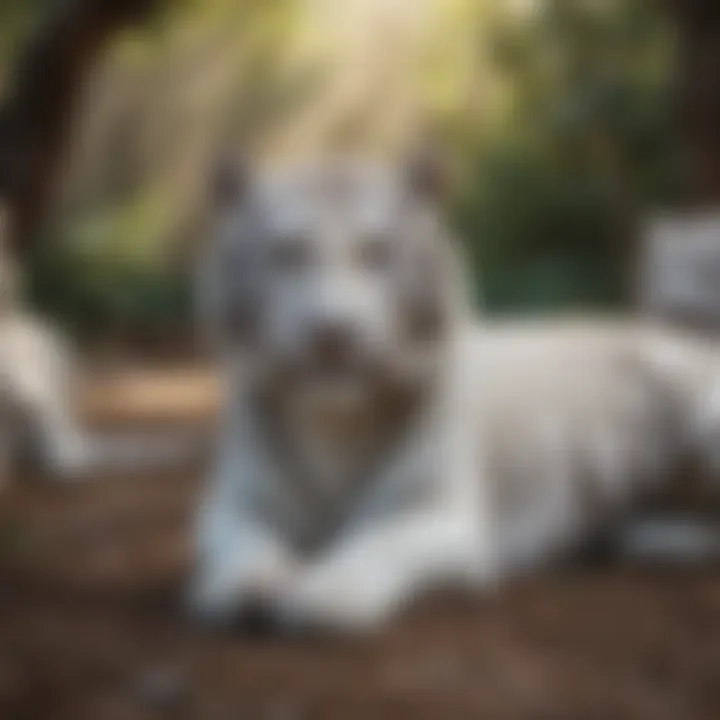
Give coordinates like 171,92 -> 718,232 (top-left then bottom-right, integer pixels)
1,368 -> 719,719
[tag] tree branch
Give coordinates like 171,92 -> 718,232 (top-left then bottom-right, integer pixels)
0,0 -> 160,255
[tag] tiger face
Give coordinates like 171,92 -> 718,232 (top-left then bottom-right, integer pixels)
199,155 -> 470,410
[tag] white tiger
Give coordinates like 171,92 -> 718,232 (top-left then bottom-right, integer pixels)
191,155 -> 720,634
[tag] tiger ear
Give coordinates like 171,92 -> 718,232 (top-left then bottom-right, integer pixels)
210,154 -> 251,209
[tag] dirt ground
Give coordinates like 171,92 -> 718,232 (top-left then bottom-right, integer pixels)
1,368 -> 720,719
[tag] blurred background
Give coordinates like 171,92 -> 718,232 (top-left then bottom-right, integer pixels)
0,0 -> 704,353
5,3 -> 720,718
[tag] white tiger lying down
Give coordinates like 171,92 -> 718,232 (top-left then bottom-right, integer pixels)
190,155 -> 720,633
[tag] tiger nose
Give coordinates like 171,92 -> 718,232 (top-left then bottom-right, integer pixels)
309,321 -> 356,367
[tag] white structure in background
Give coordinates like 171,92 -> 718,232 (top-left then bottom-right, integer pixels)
639,212 -> 720,330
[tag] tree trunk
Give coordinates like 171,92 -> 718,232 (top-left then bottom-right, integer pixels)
668,0 -> 720,205
0,0 -> 159,255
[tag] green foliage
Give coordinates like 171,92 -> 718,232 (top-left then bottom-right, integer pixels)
26,230 -> 192,343
450,0 -> 681,312
453,141 -> 621,311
